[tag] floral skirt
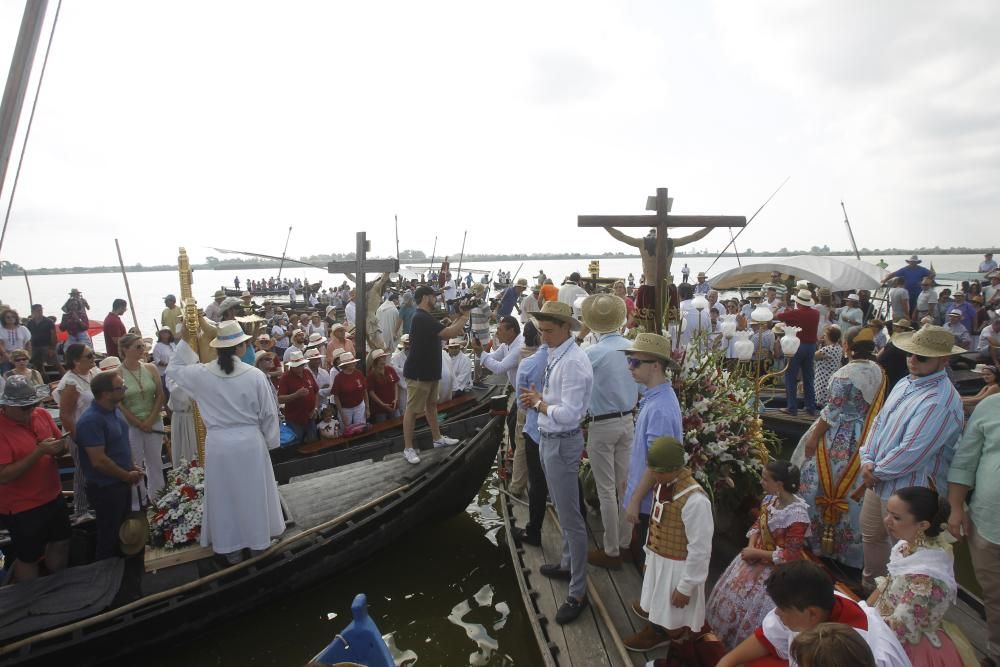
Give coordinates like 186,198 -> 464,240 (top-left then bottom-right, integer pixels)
903,622 -> 979,667
705,554 -> 776,650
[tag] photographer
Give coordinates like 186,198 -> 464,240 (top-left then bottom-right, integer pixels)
402,286 -> 471,464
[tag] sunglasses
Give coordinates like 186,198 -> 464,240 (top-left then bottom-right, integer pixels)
907,353 -> 930,362
113,384 -> 128,391
13,358 -> 28,363
84,353 -> 95,359
626,357 -> 658,369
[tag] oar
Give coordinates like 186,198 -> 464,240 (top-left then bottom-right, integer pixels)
115,239 -> 141,334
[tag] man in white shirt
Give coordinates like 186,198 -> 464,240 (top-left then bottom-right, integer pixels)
915,277 -> 939,323
472,317 -> 524,389
270,317 -> 290,357
376,293 -> 401,353
977,317 -> 1000,364
447,338 -> 474,393
283,329 -> 309,363
391,334 -> 409,408
557,272 -> 588,316
887,277 -> 909,321
204,290 -> 226,322
519,286 -> 541,325
707,290 -> 726,317
442,273 -> 458,308
344,290 -> 356,327
518,301 -> 594,625
305,348 -> 331,401
288,285 -> 297,305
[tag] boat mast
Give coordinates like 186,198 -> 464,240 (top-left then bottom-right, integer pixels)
277,225 -> 292,279
841,201 -> 861,261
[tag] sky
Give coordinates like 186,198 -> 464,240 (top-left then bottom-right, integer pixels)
0,0 -> 997,269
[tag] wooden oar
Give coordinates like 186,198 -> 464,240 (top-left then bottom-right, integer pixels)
114,238 -> 141,334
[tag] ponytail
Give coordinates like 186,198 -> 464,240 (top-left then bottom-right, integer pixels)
217,346 -> 238,375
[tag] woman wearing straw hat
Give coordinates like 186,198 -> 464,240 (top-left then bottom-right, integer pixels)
331,351 -> 368,427
167,320 -> 284,561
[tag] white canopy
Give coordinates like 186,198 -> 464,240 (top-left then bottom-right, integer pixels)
709,256 -> 887,292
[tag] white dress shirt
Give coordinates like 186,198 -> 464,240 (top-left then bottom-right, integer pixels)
450,352 -> 474,392
537,336 -> 594,434
480,334 -> 524,388
519,293 -> 540,323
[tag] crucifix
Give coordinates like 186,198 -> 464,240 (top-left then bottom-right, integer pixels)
578,187 -> 746,335
328,231 -> 399,371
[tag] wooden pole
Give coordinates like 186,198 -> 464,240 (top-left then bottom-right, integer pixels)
277,225 -> 292,279
114,238 -> 141,334
22,268 -> 32,305
394,214 -> 401,289
428,236 -> 437,281
355,231 -> 367,373
654,187 -> 669,336
456,230 -> 467,278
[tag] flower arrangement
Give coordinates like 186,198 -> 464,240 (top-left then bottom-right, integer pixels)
673,334 -> 780,509
148,459 -> 205,549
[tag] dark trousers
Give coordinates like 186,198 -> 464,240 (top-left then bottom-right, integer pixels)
30,345 -> 51,374
524,434 -> 548,540
785,341 -> 817,414
87,482 -> 131,560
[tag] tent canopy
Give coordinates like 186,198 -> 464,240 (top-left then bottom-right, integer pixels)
709,256 -> 887,292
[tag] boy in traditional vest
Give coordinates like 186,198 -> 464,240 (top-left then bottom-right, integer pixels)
624,436 -> 714,652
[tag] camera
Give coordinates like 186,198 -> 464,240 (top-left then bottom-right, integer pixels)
447,295 -> 483,311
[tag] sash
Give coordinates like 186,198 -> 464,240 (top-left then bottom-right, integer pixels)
757,502 -> 777,551
815,369 -> 886,552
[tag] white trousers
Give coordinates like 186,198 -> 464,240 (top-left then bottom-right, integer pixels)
340,402 -> 366,426
127,421 -> 165,503
586,416 -> 635,556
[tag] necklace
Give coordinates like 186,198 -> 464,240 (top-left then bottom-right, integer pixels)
124,362 -> 147,401
541,340 -> 574,393
70,370 -> 92,387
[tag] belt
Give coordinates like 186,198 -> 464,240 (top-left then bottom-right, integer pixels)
539,428 -> 582,439
591,411 -> 633,422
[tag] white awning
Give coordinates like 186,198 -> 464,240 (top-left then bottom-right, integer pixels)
709,256 -> 888,292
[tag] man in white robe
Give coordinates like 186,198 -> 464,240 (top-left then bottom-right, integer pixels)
447,338 -> 474,393
376,294 -> 401,354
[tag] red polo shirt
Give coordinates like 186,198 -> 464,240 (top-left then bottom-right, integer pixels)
366,366 -> 399,414
103,312 -> 127,357
0,410 -> 62,514
278,369 -> 319,426
776,306 -> 819,344
333,368 -> 367,409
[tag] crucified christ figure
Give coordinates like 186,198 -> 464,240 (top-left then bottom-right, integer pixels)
603,226 -> 714,285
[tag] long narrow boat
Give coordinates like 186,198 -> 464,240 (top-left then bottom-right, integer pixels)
0,394 -> 507,666
223,281 -> 323,298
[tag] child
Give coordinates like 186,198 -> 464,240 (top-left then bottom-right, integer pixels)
790,623 -> 876,667
316,403 -> 340,439
716,560 -> 908,667
624,436 -> 713,652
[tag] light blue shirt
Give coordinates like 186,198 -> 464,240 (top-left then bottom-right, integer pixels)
623,382 -> 683,514
584,332 -> 639,416
516,345 -> 548,444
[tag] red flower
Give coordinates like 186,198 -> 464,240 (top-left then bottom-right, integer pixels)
181,485 -> 197,500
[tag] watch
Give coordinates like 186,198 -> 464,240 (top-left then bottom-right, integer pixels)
533,398 -> 543,410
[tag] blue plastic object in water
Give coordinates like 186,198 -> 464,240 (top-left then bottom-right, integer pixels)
311,593 -> 394,667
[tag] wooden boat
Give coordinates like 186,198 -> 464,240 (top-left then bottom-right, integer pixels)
223,281 -> 323,298
0,395 -> 507,666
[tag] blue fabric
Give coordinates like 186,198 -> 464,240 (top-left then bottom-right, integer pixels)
497,287 -> 518,318
240,346 -> 256,365
516,346 -> 548,444
539,430 -> 588,600
75,404 -> 134,488
890,264 -> 931,306
953,301 -> 977,334
584,333 -> 639,415
784,342 -> 817,414
624,382 -> 683,514
399,304 -> 416,335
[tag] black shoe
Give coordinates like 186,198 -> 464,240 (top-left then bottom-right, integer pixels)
555,596 -> 588,624
512,527 -> 541,547
539,563 -> 571,580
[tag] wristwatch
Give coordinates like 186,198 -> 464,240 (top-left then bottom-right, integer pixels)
533,398 -> 543,410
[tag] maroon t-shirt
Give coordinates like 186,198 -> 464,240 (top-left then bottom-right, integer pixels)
366,366 -> 399,414
278,370 -> 319,425
776,306 -> 820,344
332,369 -> 367,409
103,313 -> 127,357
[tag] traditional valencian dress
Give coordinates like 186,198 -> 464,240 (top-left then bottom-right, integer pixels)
874,537 -> 978,667
640,469 -> 713,632
167,341 -> 285,555
706,494 -> 811,650
793,359 -> 885,568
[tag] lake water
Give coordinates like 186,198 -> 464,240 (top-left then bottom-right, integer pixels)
0,254 -> 983,356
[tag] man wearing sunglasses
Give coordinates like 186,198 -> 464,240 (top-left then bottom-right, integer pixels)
858,324 -> 964,593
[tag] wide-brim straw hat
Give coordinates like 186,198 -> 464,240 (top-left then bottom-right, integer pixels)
98,356 -> 122,371
241,291 -> 252,298
286,350 -> 309,367
906,255 -> 922,263
0,375 -> 49,407
892,318 -> 913,331
529,301 -> 581,330
213,289 -> 226,299
792,289 -> 815,307
118,511 -> 149,556
515,278 -> 529,288
303,348 -> 321,360
210,320 -> 252,348
622,332 -> 671,362
307,333 -> 327,347
892,325 -> 965,357
368,348 -> 388,363
581,294 -> 626,333
218,297 -> 243,315
337,352 -> 359,367
446,337 -> 466,348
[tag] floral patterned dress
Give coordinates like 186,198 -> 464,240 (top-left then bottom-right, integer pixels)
706,495 -> 810,650
874,538 -> 979,666
797,360 -> 885,569
813,343 -> 843,406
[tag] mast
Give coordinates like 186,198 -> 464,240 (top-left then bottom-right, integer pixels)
277,225 -> 292,279
841,201 -> 861,261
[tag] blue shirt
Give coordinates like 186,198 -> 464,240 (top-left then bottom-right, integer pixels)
624,382 -> 683,514
497,287 -> 519,318
860,369 -> 963,500
890,264 -> 931,305
952,301 -> 977,334
584,333 -> 639,415
75,403 -> 134,488
516,346 -> 548,444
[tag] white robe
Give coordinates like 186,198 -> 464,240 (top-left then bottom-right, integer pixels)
391,349 -> 408,408
165,378 -> 198,467
438,349 -> 454,402
449,351 -> 473,392
167,341 -> 284,554
376,302 -> 400,353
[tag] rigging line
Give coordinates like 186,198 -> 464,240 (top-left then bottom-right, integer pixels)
729,227 -> 741,267
0,0 -> 63,265
705,175 -> 790,274
207,246 -> 327,270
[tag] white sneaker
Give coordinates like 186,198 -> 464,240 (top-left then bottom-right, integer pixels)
403,448 -> 421,464
433,435 -> 460,448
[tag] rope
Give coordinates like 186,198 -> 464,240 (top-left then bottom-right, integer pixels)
0,0 -> 63,265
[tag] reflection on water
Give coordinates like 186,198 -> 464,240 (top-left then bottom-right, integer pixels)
143,468 -> 538,667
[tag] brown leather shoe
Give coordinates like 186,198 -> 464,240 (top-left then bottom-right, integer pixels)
630,599 -> 649,621
587,548 -> 622,570
623,623 -> 670,652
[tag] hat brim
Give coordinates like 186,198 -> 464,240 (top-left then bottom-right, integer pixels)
286,358 -> 309,367
892,331 -> 965,357
792,296 -> 815,306
337,358 -> 359,366
528,311 -> 582,331
622,347 -> 671,362
0,384 -> 50,407
209,331 -> 252,348
306,337 -> 328,347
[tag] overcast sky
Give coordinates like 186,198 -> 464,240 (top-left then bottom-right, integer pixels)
0,0 -> 996,269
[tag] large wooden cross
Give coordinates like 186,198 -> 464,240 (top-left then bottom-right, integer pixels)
578,187 -> 746,335
328,231 -> 399,371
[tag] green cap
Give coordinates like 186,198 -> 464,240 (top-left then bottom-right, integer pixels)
647,436 -> 686,473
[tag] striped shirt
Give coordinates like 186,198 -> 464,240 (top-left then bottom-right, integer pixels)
860,369 -> 963,499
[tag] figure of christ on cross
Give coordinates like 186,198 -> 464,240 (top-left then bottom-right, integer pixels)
578,188 -> 746,335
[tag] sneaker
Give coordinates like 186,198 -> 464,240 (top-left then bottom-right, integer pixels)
623,623 -> 670,652
587,548 -> 622,570
433,435 -> 460,447
539,563 -> 572,580
630,599 -> 649,621
403,448 -> 421,464
555,596 -> 588,625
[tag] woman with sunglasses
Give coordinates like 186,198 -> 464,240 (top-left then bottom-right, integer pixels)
117,334 -> 166,501
0,307 -> 31,375
4,349 -> 45,385
53,344 -> 100,518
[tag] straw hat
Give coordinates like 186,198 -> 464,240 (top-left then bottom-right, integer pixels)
218,296 -> 242,314
307,332 -> 327,347
118,511 -> 149,556
529,301 -> 581,330
213,289 -> 226,299
906,255 -> 922,264
795,280 -> 810,290
471,283 -> 485,295
327,347 -> 345,362
622,333 -> 671,362
98,356 -> 122,372
241,290 -> 252,299
845,293 -> 860,302
581,294 -> 626,334
254,350 -> 272,363
286,350 -> 309,367
303,347 -> 321,360
337,352 -> 359,367
892,318 -> 913,331
369,348 -> 388,363
210,321 -> 252,348
697,271 -> 707,279
515,278 -> 529,288
446,337 -> 466,348
948,309 -> 962,318
791,289 -> 815,307
0,375 -> 49,407
331,323 -> 347,336
892,325 -> 965,357
749,291 -> 762,299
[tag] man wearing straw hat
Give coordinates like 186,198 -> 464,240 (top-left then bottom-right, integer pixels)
858,324 -> 964,592
775,289 -> 820,417
579,293 -> 639,571
519,301 -> 593,624
883,255 -> 933,312
204,289 -> 226,323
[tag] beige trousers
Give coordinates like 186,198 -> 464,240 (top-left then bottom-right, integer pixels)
509,403 -> 528,495
970,520 -> 1000,661
860,489 -> 891,591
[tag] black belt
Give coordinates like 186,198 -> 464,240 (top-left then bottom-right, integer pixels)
591,411 -> 633,422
